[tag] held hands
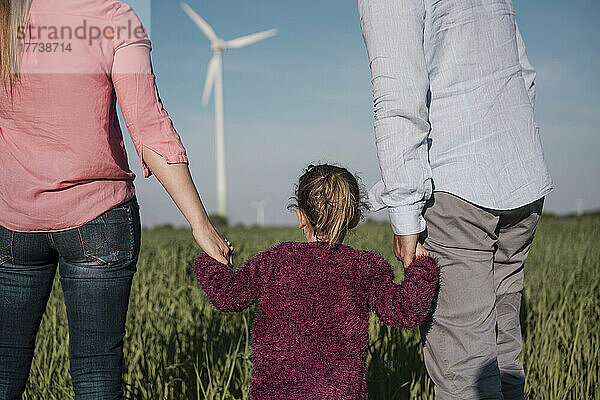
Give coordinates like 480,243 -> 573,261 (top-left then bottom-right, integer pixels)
394,234 -> 430,269
192,223 -> 234,265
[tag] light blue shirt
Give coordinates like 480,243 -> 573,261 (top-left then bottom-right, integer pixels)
359,0 -> 553,235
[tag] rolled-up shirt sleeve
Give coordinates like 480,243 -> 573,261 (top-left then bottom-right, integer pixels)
110,3 -> 188,178
359,0 -> 432,235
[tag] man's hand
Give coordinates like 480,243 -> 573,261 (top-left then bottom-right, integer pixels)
394,234 -> 430,268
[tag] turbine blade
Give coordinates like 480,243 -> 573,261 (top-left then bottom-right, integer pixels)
180,2 -> 218,42
226,29 -> 277,49
202,55 -> 219,105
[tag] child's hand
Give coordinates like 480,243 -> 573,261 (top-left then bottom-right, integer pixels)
415,242 -> 430,259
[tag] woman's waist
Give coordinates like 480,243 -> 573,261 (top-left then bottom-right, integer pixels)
1,140 -> 135,186
0,179 -> 135,232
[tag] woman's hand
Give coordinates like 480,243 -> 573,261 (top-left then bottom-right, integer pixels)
192,223 -> 234,265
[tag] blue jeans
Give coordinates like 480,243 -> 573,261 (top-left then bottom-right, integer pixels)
0,195 -> 141,400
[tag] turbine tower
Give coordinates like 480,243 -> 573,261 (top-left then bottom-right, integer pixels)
251,199 -> 269,226
181,2 -> 277,218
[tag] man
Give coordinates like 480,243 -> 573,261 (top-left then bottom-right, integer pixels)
359,0 -> 552,399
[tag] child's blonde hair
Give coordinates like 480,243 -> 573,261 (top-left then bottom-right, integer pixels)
289,164 -> 366,245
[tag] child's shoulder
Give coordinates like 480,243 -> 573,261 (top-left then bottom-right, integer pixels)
252,241 -> 307,258
266,241 -> 358,257
265,241 -> 303,253
273,241 -> 360,253
263,242 -> 389,264
354,248 -> 390,265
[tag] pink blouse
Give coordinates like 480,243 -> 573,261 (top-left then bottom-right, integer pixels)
0,0 -> 188,232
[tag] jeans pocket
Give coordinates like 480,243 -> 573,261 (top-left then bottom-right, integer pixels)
0,224 -> 13,265
76,198 -> 136,266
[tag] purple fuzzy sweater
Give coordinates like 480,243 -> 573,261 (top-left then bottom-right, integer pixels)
193,241 -> 438,400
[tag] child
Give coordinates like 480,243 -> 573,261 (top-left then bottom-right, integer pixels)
192,164 -> 438,400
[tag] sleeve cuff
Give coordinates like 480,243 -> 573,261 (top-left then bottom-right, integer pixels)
368,180 -> 427,235
140,146 -> 188,178
388,207 -> 426,236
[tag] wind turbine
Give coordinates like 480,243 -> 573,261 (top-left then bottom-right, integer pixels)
576,198 -> 584,217
181,2 -> 277,218
251,199 -> 269,226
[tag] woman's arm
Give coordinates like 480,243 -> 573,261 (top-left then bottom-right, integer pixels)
362,251 -> 438,330
193,250 -> 271,312
110,3 -> 231,264
142,146 -> 232,264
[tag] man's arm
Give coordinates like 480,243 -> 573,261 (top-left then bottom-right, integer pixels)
359,0 -> 432,264
359,0 -> 432,235
515,20 -> 536,108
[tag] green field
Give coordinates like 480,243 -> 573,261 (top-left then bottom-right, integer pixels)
23,215 -> 599,399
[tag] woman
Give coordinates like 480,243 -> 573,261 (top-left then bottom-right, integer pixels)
0,0 -> 232,398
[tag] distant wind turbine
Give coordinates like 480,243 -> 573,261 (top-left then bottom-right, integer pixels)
576,198 -> 584,217
181,2 -> 277,218
251,199 -> 269,226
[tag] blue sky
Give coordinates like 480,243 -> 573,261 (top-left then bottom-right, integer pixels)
122,0 -> 600,227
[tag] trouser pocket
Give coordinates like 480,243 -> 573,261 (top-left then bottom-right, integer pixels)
0,224 -> 13,265
76,196 -> 138,266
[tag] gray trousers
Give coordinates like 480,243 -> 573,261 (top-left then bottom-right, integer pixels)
419,192 -> 544,400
